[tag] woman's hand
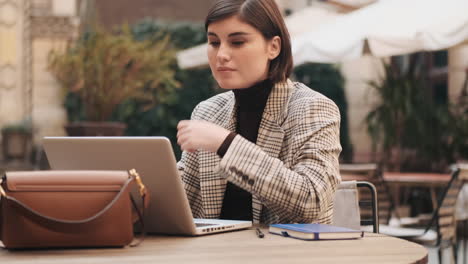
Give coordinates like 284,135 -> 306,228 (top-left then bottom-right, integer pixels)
177,120 -> 231,153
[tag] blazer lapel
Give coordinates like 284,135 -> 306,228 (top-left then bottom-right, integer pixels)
252,80 -> 294,223
256,80 -> 292,159
208,91 -> 237,132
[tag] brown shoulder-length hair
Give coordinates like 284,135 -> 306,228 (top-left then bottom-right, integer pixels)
205,0 -> 293,84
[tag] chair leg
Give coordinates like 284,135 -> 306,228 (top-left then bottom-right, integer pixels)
452,244 -> 457,264
464,220 -> 467,264
438,248 -> 443,264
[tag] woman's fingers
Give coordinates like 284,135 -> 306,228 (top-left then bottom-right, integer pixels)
177,120 -> 190,130
177,120 -> 199,152
177,120 -> 226,153
177,120 -> 192,140
177,133 -> 190,145
177,128 -> 188,140
177,129 -> 198,153
179,138 -> 196,152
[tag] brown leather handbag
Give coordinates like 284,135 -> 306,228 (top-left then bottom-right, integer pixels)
0,169 -> 148,249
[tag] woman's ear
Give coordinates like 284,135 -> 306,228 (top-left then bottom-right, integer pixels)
268,36 -> 281,60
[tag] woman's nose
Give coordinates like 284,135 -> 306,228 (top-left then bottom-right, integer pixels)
217,43 -> 231,62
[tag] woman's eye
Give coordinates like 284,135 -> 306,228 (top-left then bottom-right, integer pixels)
209,41 -> 220,47
231,41 -> 245,46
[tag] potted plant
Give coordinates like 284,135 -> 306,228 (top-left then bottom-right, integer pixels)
47,24 -> 178,136
1,119 -> 33,161
365,58 -> 468,172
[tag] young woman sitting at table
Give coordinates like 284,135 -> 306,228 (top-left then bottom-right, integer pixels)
176,0 -> 342,224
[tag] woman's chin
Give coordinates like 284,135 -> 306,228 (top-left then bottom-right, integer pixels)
216,79 -> 247,90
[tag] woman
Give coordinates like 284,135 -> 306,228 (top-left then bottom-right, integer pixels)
177,0 -> 341,224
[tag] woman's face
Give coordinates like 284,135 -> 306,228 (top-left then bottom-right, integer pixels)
207,15 -> 280,89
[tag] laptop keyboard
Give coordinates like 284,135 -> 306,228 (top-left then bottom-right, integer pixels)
195,223 -> 218,227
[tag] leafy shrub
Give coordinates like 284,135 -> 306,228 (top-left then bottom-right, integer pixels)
49,24 -> 178,122
125,20 -> 218,159
366,60 -> 468,172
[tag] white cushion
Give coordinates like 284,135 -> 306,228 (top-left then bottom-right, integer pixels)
456,184 -> 468,220
378,225 -> 437,244
332,181 -> 361,230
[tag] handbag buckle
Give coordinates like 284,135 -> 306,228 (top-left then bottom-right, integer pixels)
128,169 -> 147,197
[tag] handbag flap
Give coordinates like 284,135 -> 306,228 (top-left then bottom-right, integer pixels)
5,170 -> 129,192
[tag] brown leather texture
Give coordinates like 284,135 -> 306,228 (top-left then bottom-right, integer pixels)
0,170 -> 135,249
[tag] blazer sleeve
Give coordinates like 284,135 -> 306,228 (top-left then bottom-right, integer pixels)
216,96 -> 342,223
177,104 -> 203,215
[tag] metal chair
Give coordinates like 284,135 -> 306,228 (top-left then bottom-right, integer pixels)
455,164 -> 468,264
340,163 -> 394,226
357,181 -> 379,233
379,166 -> 463,264
333,180 -> 379,233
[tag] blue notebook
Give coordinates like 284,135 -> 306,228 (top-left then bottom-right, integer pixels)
269,224 -> 364,241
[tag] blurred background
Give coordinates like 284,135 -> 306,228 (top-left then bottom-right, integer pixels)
0,0 -> 466,171
1,0 -> 466,173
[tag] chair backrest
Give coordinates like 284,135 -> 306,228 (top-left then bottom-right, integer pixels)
456,164 -> 468,221
356,181 -> 379,233
424,167 -> 463,245
340,163 -> 393,225
333,181 -> 361,230
332,180 -> 379,233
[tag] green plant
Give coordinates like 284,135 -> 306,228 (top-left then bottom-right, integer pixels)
293,63 -> 353,162
365,59 -> 467,172
48,24 -> 178,122
123,20 -> 218,159
446,71 -> 468,162
58,20 -> 216,158
1,118 -> 32,133
366,61 -> 420,171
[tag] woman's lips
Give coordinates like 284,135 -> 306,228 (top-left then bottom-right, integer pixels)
217,66 -> 235,72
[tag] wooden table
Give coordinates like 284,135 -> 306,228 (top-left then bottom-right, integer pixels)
341,172 -> 451,212
383,172 -> 451,211
0,228 -> 428,264
341,173 -> 371,182
341,172 -> 451,186
383,172 -> 451,187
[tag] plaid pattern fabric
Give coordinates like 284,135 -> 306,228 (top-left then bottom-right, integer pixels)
178,80 -> 342,224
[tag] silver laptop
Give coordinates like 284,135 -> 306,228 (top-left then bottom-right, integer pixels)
43,136 -> 252,235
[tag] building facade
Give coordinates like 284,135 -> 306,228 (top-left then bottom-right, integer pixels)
0,0 -> 29,126
0,0 -> 79,141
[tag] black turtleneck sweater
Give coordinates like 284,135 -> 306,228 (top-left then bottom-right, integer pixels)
217,79 -> 273,221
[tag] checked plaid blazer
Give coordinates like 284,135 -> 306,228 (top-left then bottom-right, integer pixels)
177,79 -> 342,224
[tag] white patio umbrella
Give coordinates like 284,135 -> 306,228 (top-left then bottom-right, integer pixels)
293,0 -> 468,64
176,6 -> 340,69
177,0 -> 468,68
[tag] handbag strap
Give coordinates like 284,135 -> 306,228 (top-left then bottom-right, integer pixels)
0,171 -> 147,237
129,194 -> 146,247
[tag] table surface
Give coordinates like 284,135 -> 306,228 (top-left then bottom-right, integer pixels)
383,172 -> 451,186
0,228 -> 428,264
341,171 -> 454,215
341,172 -> 451,187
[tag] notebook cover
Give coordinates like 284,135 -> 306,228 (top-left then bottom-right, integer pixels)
269,223 -> 364,240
